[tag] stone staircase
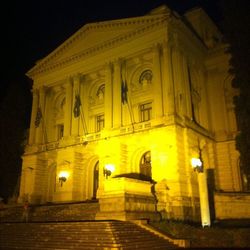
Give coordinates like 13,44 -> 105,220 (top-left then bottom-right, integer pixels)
0,221 -> 181,249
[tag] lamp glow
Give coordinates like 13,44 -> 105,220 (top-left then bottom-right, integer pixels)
103,164 -> 115,179
191,158 -> 203,172
58,171 -> 69,186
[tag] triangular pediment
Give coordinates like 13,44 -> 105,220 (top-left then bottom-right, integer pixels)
27,7 -> 170,77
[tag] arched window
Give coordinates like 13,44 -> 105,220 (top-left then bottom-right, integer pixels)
139,70 -> 153,86
140,151 -> 151,177
96,84 -> 105,100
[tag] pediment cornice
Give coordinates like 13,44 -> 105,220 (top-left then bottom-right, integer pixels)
27,14 -> 169,78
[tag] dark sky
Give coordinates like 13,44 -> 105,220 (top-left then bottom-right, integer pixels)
1,0 -> 222,94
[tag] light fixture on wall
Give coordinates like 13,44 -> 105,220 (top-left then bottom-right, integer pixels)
58,171 -> 69,186
191,142 -> 203,173
103,164 -> 115,179
191,157 -> 203,173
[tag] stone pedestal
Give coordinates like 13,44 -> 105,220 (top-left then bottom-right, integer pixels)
96,177 -> 160,221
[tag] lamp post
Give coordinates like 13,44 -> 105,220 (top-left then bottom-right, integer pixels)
191,153 -> 211,227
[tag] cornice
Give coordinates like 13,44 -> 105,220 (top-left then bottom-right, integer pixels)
27,14 -> 170,79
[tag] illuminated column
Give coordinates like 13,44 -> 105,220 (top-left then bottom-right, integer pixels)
35,86 -> 46,144
29,88 -> 39,145
71,74 -> 80,136
153,44 -> 163,119
191,156 -> 211,227
104,62 -> 113,129
64,77 -> 73,137
198,171 -> 211,227
113,59 -> 122,128
161,41 -> 175,116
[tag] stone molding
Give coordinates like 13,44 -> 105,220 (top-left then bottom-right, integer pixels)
27,15 -> 169,78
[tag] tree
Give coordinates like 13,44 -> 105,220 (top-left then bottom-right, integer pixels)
0,78 -> 31,202
220,0 -> 250,189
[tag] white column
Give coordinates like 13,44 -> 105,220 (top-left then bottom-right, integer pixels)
198,171 -> 211,227
64,77 -> 73,137
153,44 -> 163,119
104,62 -> 113,129
29,88 -> 39,145
113,59 -> 122,128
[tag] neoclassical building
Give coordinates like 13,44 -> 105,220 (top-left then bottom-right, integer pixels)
19,5 -> 244,222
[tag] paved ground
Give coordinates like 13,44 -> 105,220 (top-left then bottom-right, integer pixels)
150,220 -> 250,249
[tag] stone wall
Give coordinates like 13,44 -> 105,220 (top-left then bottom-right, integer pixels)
0,202 -> 99,222
214,192 -> 250,219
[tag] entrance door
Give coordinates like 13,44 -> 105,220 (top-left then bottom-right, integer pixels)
140,151 -> 152,178
93,161 -> 99,199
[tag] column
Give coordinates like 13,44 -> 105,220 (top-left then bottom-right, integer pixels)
172,46 -> 185,116
182,56 -> 192,118
198,171 -> 211,227
35,86 -> 46,144
104,62 -> 113,129
153,44 -> 163,119
64,77 -> 73,137
113,59 -> 122,128
71,74 -> 80,136
161,41 -> 175,116
29,88 -> 39,145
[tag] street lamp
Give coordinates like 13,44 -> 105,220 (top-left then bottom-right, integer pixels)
191,157 -> 203,173
191,147 -> 211,227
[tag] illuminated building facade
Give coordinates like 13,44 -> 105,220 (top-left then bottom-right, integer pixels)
18,6 -> 243,222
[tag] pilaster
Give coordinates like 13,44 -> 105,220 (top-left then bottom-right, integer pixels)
29,88 -> 39,145
112,59 -> 122,128
71,74 -> 81,136
161,41 -> 175,116
35,86 -> 46,144
152,44 -> 163,119
64,77 -> 73,137
104,62 -> 113,129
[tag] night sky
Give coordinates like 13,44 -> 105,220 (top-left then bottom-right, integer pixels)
1,0 -> 222,95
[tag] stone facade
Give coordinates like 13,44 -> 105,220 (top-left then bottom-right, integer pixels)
19,5 -> 242,222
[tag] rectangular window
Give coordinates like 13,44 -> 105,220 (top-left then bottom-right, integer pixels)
57,124 -> 64,140
140,102 -> 152,122
96,114 -> 105,132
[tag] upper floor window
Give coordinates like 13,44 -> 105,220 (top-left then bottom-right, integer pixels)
139,70 -> 153,86
96,84 -> 105,100
96,114 -> 104,132
140,102 -> 152,122
57,124 -> 64,140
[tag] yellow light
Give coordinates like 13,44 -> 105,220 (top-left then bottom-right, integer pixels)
191,158 -> 202,168
103,164 -> 115,179
58,171 -> 69,186
104,164 -> 115,173
58,171 -> 69,179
